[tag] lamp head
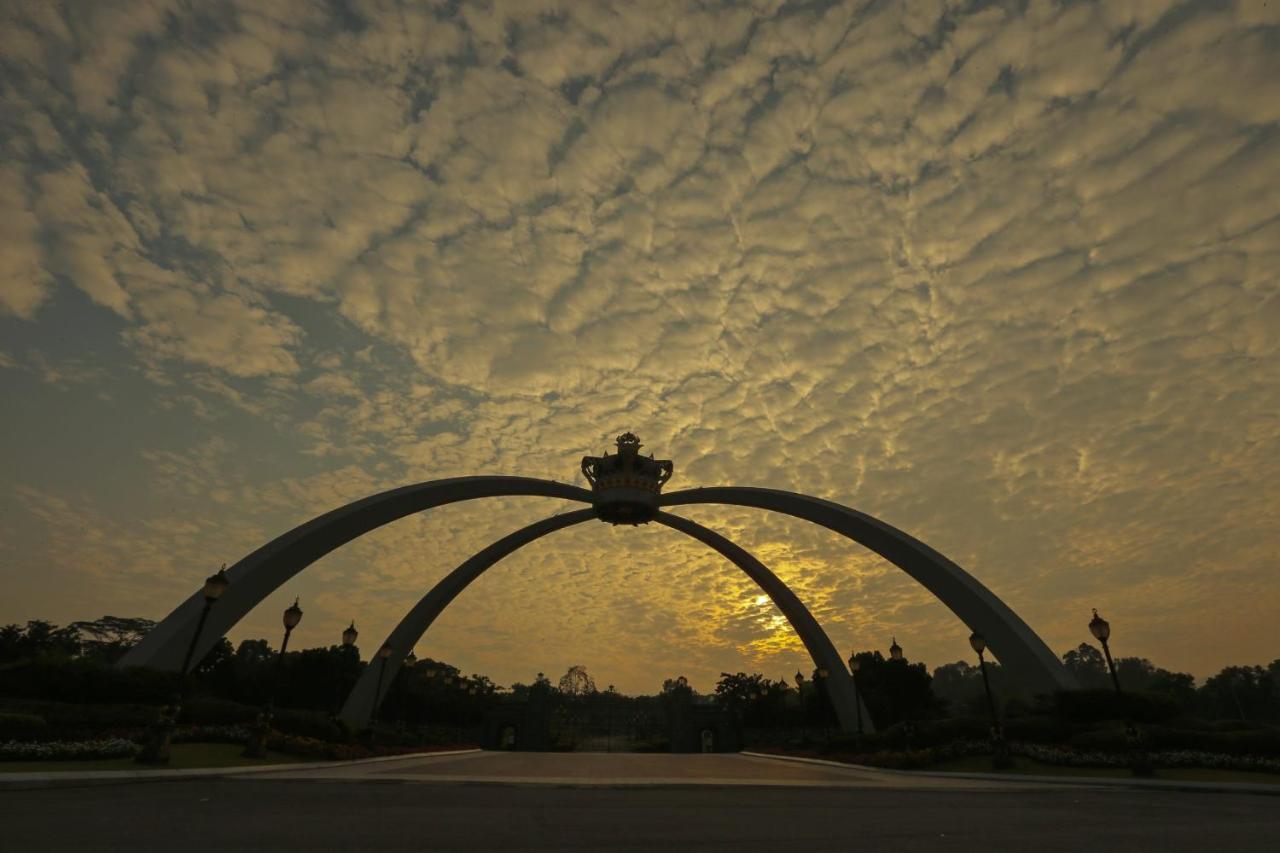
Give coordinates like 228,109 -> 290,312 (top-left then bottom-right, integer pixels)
968,631 -> 986,654
342,621 -> 358,647
889,637 -> 904,661
283,597 -> 303,629
203,565 -> 231,602
1089,609 -> 1111,642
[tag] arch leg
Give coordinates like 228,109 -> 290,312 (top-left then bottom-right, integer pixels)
342,510 -> 873,734
660,487 -> 1076,695
119,477 -> 593,672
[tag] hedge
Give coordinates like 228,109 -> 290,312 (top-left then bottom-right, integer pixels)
0,712 -> 48,740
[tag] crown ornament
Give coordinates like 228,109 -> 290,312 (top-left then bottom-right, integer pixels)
580,433 -> 673,525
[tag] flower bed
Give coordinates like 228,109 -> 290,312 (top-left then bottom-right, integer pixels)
264,733 -> 470,761
0,738 -> 140,761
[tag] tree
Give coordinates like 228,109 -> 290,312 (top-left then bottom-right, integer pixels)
69,616 -> 156,662
1062,643 -> 1110,689
932,658 -> 1013,717
0,620 -> 80,662
661,675 -> 692,696
714,672 -> 771,706
848,651 -> 939,727
558,665 -> 596,696
1199,665 -> 1278,722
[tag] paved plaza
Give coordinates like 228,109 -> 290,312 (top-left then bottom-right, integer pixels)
4,751 -> 1278,851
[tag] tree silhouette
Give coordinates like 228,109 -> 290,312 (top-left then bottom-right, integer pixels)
558,665 -> 596,696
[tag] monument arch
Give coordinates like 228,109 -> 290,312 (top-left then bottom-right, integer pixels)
121,433 -> 1077,732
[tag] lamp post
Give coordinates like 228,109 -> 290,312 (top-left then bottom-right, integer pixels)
371,642 -> 393,732
794,670 -> 806,739
1089,609 -> 1122,695
847,654 -> 864,736
335,621 -> 358,718
889,637 -> 904,662
970,631 -> 1011,768
246,597 -> 303,758
816,667 -> 832,743
969,632 -> 999,729
1089,609 -> 1152,776
137,565 -> 230,764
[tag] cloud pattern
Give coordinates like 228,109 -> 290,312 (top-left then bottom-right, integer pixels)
1,0 -> 1278,691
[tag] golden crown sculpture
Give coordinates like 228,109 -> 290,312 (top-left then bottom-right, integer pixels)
580,433 -> 673,524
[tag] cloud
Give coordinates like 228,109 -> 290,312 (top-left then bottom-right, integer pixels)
2,0 -> 1279,690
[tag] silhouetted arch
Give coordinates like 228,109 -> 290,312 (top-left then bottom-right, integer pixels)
119,478 -> 593,671
121,475 -> 1074,722
340,509 -> 873,733
659,487 -> 1076,695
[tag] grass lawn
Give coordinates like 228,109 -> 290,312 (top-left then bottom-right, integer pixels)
0,742 -> 305,773
928,753 -> 1280,785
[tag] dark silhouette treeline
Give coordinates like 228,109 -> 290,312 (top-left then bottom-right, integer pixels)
2,617 -> 1279,748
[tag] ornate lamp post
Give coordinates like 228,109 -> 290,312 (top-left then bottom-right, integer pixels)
138,565 -> 230,764
1089,609 -> 1151,775
246,597 -> 303,758
371,642 -> 393,731
847,654 -> 864,736
889,637 -> 904,662
969,633 -> 999,728
334,621 -> 358,718
970,631 -> 1011,768
1089,609 -> 1122,694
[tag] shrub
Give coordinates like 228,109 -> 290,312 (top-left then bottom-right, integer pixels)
0,698 -> 156,736
0,659 -> 179,705
271,708 -> 346,741
0,712 -> 48,740
1053,689 -> 1180,723
179,698 -> 258,726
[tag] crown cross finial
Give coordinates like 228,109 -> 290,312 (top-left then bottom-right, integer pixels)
580,433 -> 673,526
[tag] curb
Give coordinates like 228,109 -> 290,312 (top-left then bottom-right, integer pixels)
740,751 -> 1280,796
0,748 -> 482,791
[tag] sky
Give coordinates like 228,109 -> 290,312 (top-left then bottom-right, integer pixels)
1,0 -> 1278,695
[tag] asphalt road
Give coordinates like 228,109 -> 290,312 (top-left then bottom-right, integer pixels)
5,753 -> 1277,851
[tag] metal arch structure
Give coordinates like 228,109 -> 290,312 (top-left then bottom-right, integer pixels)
120,450 -> 1076,734
339,509 -> 872,733
118,477 -> 594,672
659,487 -> 1077,697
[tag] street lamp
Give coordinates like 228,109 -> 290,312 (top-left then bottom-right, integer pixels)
179,565 -> 232,676
404,650 -> 417,667
1090,610 -> 1151,775
273,597 -> 303,704
794,670 -> 805,691
847,654 -> 864,736
245,596 -> 302,757
371,642 -> 393,730
1089,609 -> 1122,695
889,637 -> 904,662
139,564 -> 232,764
969,631 -> 1010,767
968,632 -> 999,724
342,621 -> 359,647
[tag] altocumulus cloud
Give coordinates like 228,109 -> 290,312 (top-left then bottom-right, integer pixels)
0,0 -> 1278,691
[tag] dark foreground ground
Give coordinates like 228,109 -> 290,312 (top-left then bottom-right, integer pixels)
4,752 -> 1278,852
